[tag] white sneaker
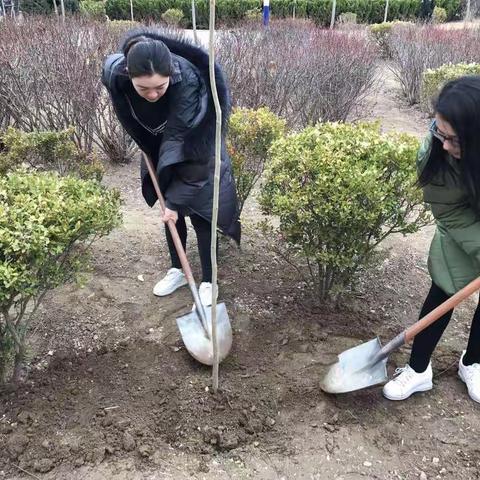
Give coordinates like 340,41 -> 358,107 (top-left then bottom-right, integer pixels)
153,268 -> 187,297
458,351 -> 480,404
383,363 -> 433,401
192,282 -> 216,310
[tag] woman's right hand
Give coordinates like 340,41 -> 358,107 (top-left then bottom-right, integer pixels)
162,208 -> 178,224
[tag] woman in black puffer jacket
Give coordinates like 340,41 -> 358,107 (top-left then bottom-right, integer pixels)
102,28 -> 240,306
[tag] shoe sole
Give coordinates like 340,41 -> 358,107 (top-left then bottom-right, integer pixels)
153,278 -> 188,297
458,370 -> 480,404
383,381 -> 433,401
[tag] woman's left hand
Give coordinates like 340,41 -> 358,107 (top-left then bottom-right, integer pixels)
162,208 -> 178,224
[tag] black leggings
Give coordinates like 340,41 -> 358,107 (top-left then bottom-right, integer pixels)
165,214 -> 213,283
410,282 -> 480,372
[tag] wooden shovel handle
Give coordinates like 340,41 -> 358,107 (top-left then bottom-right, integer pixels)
405,276 -> 480,343
142,154 -> 195,285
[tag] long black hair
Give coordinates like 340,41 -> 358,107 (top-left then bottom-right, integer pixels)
123,34 -> 174,78
418,76 -> 480,206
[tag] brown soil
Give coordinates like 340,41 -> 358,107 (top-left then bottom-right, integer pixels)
2,62 -> 480,480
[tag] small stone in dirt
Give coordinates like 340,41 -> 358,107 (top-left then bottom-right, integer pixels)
218,432 -> 239,450
138,444 -> 151,457
7,433 -> 29,458
137,274 -> 145,282
102,416 -> 114,427
250,405 -> 256,412
323,423 -> 336,433
74,457 -> 85,468
281,338 -> 289,346
122,432 -> 136,452
41,439 -> 51,449
17,411 -> 33,424
432,457 -> 440,464
363,461 -> 372,467
254,441 -> 260,447
117,418 -> 131,430
311,423 -> 318,428
34,458 -> 54,473
264,417 -> 276,427
420,472 -> 428,480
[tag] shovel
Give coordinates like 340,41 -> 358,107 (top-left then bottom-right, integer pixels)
143,153 -> 233,366
321,276 -> 480,394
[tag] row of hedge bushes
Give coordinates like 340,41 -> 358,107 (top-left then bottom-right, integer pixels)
102,0 -> 462,26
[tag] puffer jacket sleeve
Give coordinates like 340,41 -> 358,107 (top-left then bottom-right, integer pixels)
157,70 -> 201,169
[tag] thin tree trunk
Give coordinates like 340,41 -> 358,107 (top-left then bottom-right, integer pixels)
208,0 -> 221,394
52,0 -> 58,15
384,0 -> 389,22
130,0 -> 134,22
12,346 -> 25,383
465,0 -> 471,21
192,0 -> 199,45
59,0 -> 65,20
330,0 -> 336,29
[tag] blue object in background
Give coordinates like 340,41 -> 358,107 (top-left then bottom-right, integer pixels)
263,0 -> 270,26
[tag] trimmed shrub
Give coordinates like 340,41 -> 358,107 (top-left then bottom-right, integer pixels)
432,6 -> 447,23
368,21 -> 414,58
421,63 -> 480,113
227,107 -> 286,215
0,171 -> 121,384
0,128 -> 104,181
162,8 -> 184,26
338,12 -> 357,24
259,122 -> 430,300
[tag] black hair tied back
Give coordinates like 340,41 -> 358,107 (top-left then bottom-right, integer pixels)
123,35 -> 173,78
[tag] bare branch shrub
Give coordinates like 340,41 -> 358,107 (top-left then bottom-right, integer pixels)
388,24 -> 480,105
217,20 -> 378,126
0,16 -> 134,163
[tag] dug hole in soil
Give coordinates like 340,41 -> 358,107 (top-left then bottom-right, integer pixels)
1,67 -> 480,480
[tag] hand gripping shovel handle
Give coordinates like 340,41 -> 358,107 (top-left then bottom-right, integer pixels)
143,153 -> 210,334
374,276 -> 480,365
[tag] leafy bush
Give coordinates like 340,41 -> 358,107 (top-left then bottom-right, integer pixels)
0,128 -> 104,181
0,17 -> 134,164
259,122 -> 430,300
227,107 -> 286,215
244,7 -> 262,21
0,171 -> 121,384
80,0 -> 107,19
217,21 -> 378,126
421,63 -> 480,113
432,6 -> 447,23
388,25 -> 480,104
161,8 -> 184,26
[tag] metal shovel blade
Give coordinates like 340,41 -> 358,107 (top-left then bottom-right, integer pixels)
176,302 -> 233,366
320,337 -> 388,394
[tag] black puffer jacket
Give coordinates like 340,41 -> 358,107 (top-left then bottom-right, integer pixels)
102,28 -> 240,243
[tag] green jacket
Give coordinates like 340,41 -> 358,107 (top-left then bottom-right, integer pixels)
418,134 -> 480,295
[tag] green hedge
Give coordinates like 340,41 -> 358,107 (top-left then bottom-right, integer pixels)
105,0 -> 462,25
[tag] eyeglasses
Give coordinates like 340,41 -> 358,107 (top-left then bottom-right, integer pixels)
429,121 -> 460,149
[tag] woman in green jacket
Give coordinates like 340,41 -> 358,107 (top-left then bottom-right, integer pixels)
383,76 -> 480,403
